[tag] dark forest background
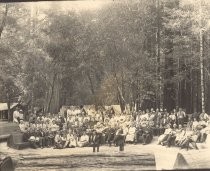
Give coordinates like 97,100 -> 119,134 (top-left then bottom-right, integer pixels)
0,0 -> 210,118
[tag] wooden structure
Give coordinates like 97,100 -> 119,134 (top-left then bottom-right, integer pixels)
0,103 -> 18,121
7,132 -> 30,150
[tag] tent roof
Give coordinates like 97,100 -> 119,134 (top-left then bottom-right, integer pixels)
83,105 -> 96,116
0,103 -> 18,111
111,105 -> 121,114
83,105 -> 95,111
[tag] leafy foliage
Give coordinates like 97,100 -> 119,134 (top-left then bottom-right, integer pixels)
0,0 -> 210,114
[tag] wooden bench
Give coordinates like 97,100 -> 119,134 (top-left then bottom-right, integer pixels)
0,134 -> 10,142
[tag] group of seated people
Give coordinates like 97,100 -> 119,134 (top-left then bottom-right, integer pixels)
17,107 -> 209,151
157,113 -> 209,150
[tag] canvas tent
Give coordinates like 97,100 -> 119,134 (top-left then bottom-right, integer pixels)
83,105 -> 96,116
63,106 -> 84,116
111,105 -> 121,114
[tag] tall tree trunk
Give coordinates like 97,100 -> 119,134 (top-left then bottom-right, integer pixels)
176,53 -> 180,109
0,4 -> 8,38
113,73 -> 126,111
6,92 -> 11,122
156,0 -> 163,109
51,75 -> 61,113
31,76 -> 35,112
30,4 -> 37,113
47,73 -> 57,113
195,71 -> 199,112
87,71 -> 95,95
190,68 -> 193,113
199,0 -> 205,112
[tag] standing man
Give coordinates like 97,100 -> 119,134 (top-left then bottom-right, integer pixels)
92,130 -> 102,152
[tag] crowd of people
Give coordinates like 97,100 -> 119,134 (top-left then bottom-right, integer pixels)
14,106 -> 210,152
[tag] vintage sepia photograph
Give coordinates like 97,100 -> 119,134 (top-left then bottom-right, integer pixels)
0,0 -> 210,170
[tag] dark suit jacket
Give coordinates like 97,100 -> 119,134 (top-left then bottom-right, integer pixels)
91,133 -> 102,144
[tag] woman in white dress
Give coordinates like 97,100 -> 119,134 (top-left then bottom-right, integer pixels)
125,123 -> 136,143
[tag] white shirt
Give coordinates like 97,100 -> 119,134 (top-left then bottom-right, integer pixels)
19,113 -> 24,120
192,121 -> 199,130
177,111 -> 185,118
164,128 -> 172,135
13,110 -> 20,123
170,114 -> 176,121
128,127 -> 136,135
19,123 -> 27,133
50,124 -> 59,132
54,134 -> 61,143
80,135 -> 89,142
200,113 -> 209,121
140,114 -> 149,120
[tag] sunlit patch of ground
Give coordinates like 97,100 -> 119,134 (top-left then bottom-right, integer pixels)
1,136 -> 210,170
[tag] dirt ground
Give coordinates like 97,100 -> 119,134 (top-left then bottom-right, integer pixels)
1,136 -> 210,170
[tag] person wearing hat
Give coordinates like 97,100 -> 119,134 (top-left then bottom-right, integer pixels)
91,129 -> 102,152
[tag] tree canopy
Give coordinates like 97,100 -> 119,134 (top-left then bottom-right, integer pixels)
0,0 -> 210,117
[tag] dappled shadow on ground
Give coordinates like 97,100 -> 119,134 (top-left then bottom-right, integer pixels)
16,153 -> 156,171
